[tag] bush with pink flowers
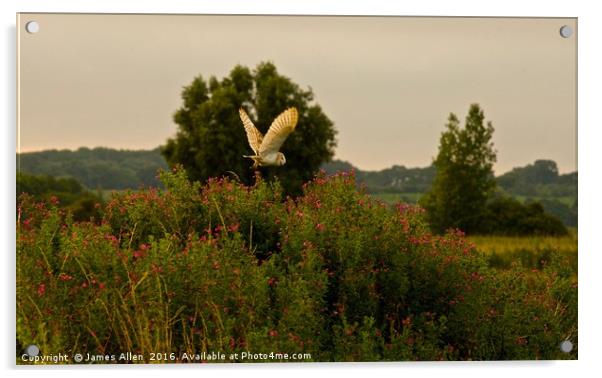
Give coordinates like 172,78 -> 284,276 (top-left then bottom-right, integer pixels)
16,168 -> 576,362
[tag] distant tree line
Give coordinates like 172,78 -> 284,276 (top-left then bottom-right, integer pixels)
497,159 -> 577,197
322,159 -> 576,228
322,160 -> 436,194
480,195 -> 569,236
324,159 -> 576,198
17,146 -> 577,229
17,172 -> 102,221
18,147 -> 576,198
18,147 -> 168,190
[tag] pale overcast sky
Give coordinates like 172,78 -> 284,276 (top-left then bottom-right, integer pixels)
18,14 -> 576,173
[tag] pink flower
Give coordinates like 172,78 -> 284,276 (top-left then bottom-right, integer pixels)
315,223 -> 325,231
268,329 -> 279,337
105,234 -> 119,245
515,336 -> 528,346
37,283 -> 46,296
58,273 -> 73,281
149,263 -> 161,274
402,316 -> 412,327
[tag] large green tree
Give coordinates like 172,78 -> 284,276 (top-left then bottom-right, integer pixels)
420,104 -> 497,234
161,62 -> 337,195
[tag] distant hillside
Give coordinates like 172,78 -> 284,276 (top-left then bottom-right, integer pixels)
323,159 -> 577,227
18,147 -> 168,190
16,148 -> 577,227
497,159 -> 577,197
324,158 -> 576,196
495,160 -> 577,227
17,148 -> 576,195
322,160 -> 435,193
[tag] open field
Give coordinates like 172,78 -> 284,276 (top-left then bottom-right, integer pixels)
469,231 -> 577,273
370,192 -> 423,204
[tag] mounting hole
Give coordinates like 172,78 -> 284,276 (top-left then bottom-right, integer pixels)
559,25 -> 573,38
25,344 -> 40,357
25,21 -> 40,34
560,340 -> 573,353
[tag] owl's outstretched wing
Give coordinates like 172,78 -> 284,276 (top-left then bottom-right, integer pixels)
259,107 -> 299,156
239,108 -> 263,155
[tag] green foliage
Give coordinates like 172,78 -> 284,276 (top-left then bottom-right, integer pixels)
478,196 -> 568,236
447,259 -> 577,360
418,105 -> 570,235
497,160 -> 577,227
17,146 -> 576,227
16,168 -> 576,362
498,160 -> 577,197
322,160 -> 436,193
17,172 -> 102,222
420,104 -> 497,234
17,147 -> 168,190
162,62 -> 337,196
534,197 -> 577,227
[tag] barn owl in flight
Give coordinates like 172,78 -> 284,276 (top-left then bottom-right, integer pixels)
239,107 -> 299,168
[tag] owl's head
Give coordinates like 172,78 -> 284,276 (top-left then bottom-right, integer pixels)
276,152 -> 286,166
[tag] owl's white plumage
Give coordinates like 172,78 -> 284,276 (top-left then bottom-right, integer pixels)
239,107 -> 299,168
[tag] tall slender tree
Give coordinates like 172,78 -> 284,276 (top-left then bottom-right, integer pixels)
420,104 -> 497,234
